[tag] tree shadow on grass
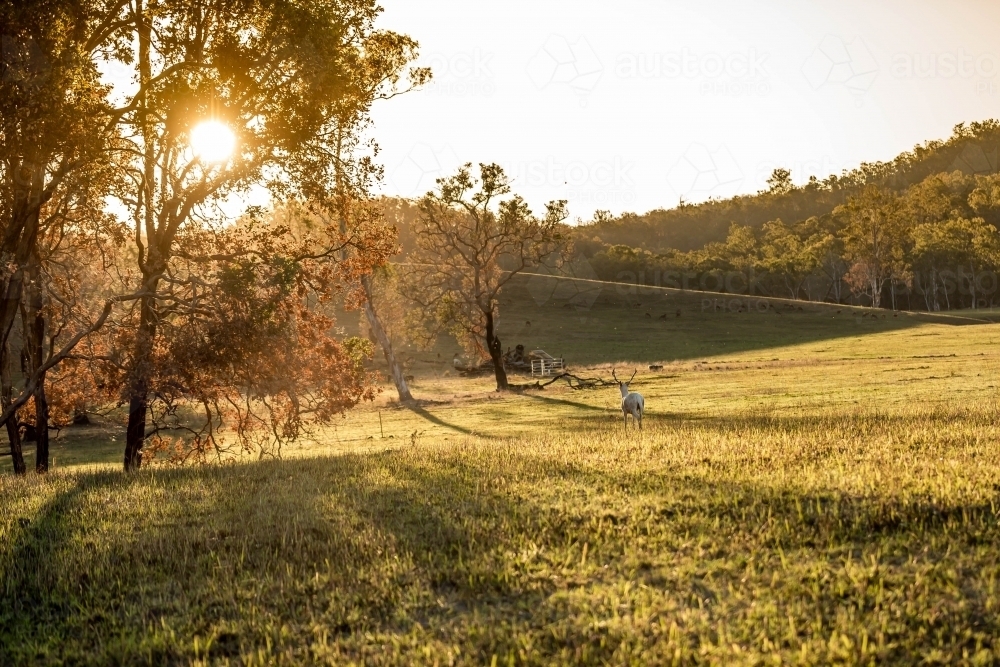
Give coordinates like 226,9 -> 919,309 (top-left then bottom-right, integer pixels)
327,451 -> 1000,662
0,472 -> 136,663
405,404 -> 503,440
0,455 -> 532,663
4,450 -> 1000,664
520,392 -> 609,413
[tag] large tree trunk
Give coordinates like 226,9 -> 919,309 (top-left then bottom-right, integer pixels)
2,340 -> 26,475
123,290 -> 158,471
1,166 -> 46,473
361,275 -> 412,402
0,159 -> 45,410
32,376 -> 49,474
484,309 -> 508,391
23,259 -> 49,473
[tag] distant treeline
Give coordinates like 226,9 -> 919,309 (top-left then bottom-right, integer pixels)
383,121 -> 1000,311
579,120 -> 1000,253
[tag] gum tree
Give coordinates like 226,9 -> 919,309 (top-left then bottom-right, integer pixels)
114,0 -> 423,469
410,163 -> 567,391
838,186 -> 906,309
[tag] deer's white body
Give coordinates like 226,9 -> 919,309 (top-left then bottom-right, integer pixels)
614,369 -> 644,430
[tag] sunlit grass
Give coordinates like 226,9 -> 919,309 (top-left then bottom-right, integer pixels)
5,399 -> 1000,663
4,275 -> 1000,663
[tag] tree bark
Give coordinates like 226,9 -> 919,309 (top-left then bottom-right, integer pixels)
361,275 -> 412,402
32,372 -> 49,474
484,309 -> 508,391
0,159 -> 45,410
123,290 -> 158,471
2,340 -> 26,475
23,259 -> 49,473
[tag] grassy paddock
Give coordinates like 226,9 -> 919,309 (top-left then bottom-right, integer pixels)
4,401 -> 1000,664
4,275 -> 1000,664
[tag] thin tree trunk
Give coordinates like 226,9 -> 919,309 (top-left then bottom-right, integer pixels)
921,272 -> 932,311
361,275 -> 412,402
969,266 -> 977,309
931,269 -> 939,311
484,309 -> 508,391
2,339 -> 26,475
941,268 -> 951,310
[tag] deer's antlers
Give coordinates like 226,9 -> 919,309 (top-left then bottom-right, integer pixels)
611,368 -> 637,385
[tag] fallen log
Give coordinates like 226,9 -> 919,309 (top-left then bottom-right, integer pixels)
513,373 -> 616,391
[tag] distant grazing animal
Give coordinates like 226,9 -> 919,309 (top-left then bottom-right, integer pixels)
645,312 -> 651,318
612,368 -> 644,431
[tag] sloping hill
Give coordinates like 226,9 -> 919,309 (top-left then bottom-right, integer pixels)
335,273 -> 992,374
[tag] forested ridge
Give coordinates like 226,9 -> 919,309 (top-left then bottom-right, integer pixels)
384,121 -> 1000,311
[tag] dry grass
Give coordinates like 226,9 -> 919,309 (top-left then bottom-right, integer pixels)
5,405 -> 1000,664
4,276 -> 1000,664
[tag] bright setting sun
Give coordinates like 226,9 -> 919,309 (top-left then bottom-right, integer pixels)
190,120 -> 235,163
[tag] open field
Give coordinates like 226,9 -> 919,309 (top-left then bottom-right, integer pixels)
22,276 -> 1000,467
4,276 -> 1000,664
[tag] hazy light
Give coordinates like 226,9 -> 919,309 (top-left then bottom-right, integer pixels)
191,121 -> 235,163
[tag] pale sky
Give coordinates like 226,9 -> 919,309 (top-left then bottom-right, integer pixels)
371,0 -> 1000,221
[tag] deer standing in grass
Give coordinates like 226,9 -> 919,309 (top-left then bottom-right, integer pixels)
613,368 -> 644,430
